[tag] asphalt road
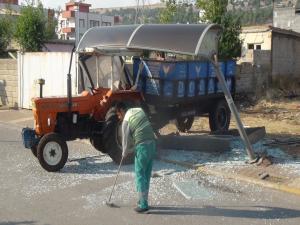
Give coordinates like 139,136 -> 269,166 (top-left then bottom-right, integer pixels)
0,120 -> 300,225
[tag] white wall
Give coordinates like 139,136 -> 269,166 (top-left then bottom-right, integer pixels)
18,52 -> 77,109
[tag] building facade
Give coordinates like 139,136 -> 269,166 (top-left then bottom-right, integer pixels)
273,0 -> 300,33
57,1 -> 114,44
239,25 -> 272,64
0,0 -> 18,4
239,24 -> 300,94
0,0 -> 20,18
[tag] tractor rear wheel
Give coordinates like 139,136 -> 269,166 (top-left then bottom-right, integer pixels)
37,133 -> 68,172
90,136 -> 106,153
102,107 -> 134,164
209,99 -> 231,132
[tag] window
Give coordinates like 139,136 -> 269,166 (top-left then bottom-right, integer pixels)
256,45 -> 261,50
90,20 -> 99,28
61,20 -> 65,28
248,44 -> 254,50
79,19 -> 85,28
101,22 -> 111,26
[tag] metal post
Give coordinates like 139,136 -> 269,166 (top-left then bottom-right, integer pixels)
96,55 -> 99,88
111,56 -> 114,90
212,55 -> 257,161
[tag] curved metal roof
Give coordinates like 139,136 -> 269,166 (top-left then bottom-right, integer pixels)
296,0 -> 300,13
77,24 -> 222,57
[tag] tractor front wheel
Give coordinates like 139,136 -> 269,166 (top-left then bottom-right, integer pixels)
31,146 -> 37,157
37,133 -> 68,172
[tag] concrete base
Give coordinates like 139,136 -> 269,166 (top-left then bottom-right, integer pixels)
158,127 -> 266,152
210,127 -> 266,144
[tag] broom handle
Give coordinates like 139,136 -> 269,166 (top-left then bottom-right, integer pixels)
108,156 -> 124,202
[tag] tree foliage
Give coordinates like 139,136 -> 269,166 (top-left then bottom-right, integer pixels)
197,0 -> 242,59
0,17 -> 13,55
197,0 -> 227,23
232,7 -> 273,26
45,16 -> 58,40
15,1 -> 46,51
159,0 -> 199,24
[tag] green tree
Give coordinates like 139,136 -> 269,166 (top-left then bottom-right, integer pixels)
159,0 -> 199,24
45,16 -> 58,40
197,0 -> 242,59
159,0 -> 177,23
15,1 -> 46,51
0,17 -> 13,56
219,12 -> 242,59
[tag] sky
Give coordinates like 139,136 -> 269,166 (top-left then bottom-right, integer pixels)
20,0 -> 161,9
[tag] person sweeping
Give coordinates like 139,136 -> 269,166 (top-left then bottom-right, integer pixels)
115,102 -> 156,213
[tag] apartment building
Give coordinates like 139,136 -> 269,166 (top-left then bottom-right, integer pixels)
0,0 -> 20,19
57,1 -> 114,44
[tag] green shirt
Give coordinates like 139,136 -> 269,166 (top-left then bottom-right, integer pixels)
122,108 -> 155,156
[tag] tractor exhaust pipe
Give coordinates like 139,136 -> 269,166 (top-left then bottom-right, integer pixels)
36,78 -> 45,98
67,46 -> 76,113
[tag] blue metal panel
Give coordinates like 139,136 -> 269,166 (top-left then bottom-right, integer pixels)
159,62 -> 187,80
208,62 -> 226,77
133,59 -> 235,99
226,60 -> 236,77
208,78 -> 216,94
188,62 -> 208,79
198,79 -> 206,95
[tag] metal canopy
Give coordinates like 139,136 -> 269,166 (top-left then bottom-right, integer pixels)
296,0 -> 300,13
77,24 -> 222,57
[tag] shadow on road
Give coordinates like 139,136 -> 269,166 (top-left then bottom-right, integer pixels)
0,221 -> 36,225
61,156 -> 133,175
0,140 -> 21,143
149,205 -> 300,219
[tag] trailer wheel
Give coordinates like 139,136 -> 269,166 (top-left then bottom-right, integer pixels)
175,116 -> 194,132
37,133 -> 68,172
102,107 -> 134,164
209,99 -> 231,132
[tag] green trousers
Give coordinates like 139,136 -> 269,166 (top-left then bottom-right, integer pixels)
135,140 -> 156,209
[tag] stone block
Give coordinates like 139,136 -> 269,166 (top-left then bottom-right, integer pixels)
7,63 -> 17,70
12,92 -> 18,98
158,134 -> 231,152
5,86 -> 17,92
0,70 -> 10,75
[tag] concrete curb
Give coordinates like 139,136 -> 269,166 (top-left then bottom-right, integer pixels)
159,158 -> 300,197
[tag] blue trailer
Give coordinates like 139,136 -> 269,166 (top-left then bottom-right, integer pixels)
132,58 -> 236,132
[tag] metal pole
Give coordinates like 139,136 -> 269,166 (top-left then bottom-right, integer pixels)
96,56 -> 99,88
212,55 -> 257,161
111,56 -> 114,90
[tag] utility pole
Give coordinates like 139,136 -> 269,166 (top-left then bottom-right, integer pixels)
272,0 -> 275,26
135,0 -> 145,24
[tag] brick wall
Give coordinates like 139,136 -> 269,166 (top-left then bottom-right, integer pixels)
0,59 -> 18,108
236,62 -> 269,97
